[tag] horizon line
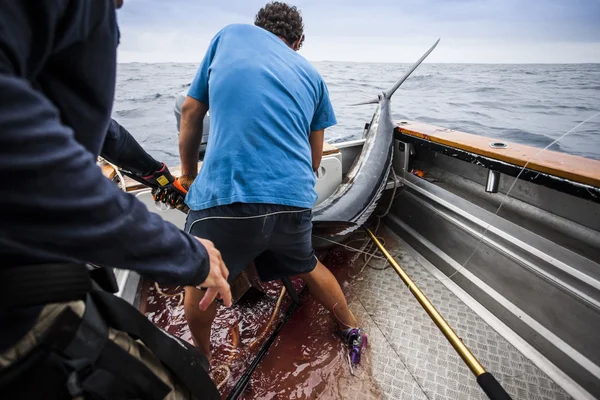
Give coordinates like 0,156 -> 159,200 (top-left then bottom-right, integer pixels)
117,61 -> 600,65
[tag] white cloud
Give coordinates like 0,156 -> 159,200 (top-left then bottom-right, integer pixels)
302,38 -> 600,63
115,0 -> 600,63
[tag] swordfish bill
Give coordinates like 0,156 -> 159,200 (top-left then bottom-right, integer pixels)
312,39 -> 440,237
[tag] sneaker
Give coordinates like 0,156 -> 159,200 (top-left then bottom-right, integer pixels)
341,327 -> 367,365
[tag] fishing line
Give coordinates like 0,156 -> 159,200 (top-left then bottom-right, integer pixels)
442,111 -> 600,281
313,235 -> 388,261
314,165 -> 411,281
312,167 -> 402,277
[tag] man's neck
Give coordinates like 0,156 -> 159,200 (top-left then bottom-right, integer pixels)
277,36 -> 294,50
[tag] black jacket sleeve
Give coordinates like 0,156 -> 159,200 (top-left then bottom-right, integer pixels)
0,0 -> 209,286
101,119 -> 162,176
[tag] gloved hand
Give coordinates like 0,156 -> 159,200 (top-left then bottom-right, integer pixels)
154,173 -> 196,209
155,173 -> 196,209
137,163 -> 188,208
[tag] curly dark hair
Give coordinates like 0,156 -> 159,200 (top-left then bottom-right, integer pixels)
255,2 -> 305,49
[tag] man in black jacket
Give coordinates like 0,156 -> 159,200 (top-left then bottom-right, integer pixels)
0,1 -> 229,398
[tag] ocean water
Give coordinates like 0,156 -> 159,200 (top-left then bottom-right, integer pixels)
114,63 -> 600,165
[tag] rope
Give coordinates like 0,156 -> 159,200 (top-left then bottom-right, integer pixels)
213,365 -> 231,390
97,156 -> 127,192
247,286 -> 286,352
213,286 -> 287,391
153,282 -> 184,307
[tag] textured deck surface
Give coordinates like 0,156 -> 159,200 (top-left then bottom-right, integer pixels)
345,227 -> 572,400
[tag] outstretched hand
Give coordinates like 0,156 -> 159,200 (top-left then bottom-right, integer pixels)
195,237 -> 231,310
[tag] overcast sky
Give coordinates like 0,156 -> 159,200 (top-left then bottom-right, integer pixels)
117,0 -> 600,63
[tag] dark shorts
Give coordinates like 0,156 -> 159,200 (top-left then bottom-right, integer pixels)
185,203 -> 318,282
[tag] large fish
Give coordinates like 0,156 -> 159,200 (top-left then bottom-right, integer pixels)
312,39 -> 440,238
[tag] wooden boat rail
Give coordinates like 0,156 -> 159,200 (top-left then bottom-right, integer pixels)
395,121 -> 600,203
395,120 -> 600,188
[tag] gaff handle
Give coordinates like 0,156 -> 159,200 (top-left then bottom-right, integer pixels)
366,229 -> 513,400
477,372 -> 513,400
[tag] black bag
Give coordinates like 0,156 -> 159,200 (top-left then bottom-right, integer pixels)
0,264 -> 219,399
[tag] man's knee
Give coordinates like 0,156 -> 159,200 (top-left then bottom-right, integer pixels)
297,260 -> 325,281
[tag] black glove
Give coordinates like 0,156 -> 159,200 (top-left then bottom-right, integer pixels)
123,163 -> 188,208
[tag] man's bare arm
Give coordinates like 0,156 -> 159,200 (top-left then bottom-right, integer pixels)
309,129 -> 325,172
179,96 -> 209,177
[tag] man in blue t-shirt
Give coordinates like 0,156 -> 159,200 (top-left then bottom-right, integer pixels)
179,2 -> 366,365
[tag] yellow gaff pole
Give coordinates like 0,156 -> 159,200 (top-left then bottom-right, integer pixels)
365,228 -> 512,400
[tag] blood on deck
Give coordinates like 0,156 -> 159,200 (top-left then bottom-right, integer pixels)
139,241 -> 381,399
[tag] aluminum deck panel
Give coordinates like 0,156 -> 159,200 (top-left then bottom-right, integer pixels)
347,227 -> 571,400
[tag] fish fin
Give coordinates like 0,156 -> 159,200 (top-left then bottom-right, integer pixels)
312,220 -> 358,236
384,38 -> 440,99
351,38 -> 440,105
351,97 -> 380,106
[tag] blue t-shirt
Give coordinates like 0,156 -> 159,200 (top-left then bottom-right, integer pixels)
185,24 -> 337,210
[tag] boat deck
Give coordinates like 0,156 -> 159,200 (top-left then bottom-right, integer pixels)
342,226 -> 571,400
141,225 -> 573,399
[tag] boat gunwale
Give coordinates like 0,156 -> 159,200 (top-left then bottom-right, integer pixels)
395,120 -> 600,188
